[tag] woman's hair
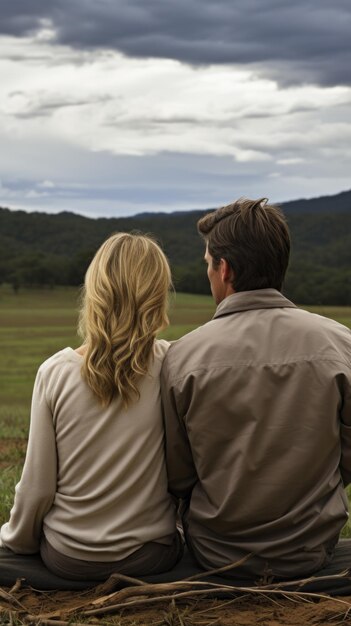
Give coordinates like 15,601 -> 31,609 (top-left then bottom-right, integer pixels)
78,232 -> 171,407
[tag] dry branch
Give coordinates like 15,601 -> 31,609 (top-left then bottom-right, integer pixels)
3,565 -> 351,624
184,553 -> 253,581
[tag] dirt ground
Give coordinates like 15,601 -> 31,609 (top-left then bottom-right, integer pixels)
1,580 -> 351,626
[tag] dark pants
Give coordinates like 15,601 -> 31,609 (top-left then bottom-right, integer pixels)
182,537 -> 351,595
1,540 -> 351,594
276,539 -> 351,595
180,508 -> 351,594
40,532 -> 183,581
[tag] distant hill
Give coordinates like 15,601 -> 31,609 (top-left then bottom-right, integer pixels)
0,189 -> 351,304
281,189 -> 351,214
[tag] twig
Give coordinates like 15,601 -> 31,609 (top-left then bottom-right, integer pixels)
0,587 -> 29,611
94,571 -> 145,592
82,587 -> 240,616
327,605 -> 351,622
9,578 -> 25,594
22,615 -> 93,626
20,581 -> 217,620
261,569 -> 351,589
184,553 -> 253,581
81,585 -> 351,617
85,578 -> 247,611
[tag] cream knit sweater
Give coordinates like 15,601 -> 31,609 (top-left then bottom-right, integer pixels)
1,340 -> 176,561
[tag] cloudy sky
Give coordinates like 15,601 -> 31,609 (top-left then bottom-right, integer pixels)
0,1 -> 350,217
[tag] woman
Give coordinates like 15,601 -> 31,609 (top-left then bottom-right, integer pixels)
0,233 -> 182,580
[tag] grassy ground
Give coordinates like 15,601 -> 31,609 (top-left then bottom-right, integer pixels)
0,284 -> 351,529
0,286 -> 215,421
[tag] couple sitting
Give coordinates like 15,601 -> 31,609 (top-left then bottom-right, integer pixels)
1,198 -> 351,588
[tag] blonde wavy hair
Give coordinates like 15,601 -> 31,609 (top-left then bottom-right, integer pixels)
78,232 -> 171,407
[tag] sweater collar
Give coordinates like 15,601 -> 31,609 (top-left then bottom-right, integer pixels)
213,288 -> 297,319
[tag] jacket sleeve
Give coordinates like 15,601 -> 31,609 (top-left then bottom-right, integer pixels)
161,354 -> 198,500
0,368 -> 57,553
339,371 -> 351,487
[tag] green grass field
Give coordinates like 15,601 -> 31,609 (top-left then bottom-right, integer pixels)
0,286 -> 216,424
1,284 -> 351,531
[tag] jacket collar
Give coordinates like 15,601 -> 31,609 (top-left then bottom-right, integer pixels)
213,289 -> 297,319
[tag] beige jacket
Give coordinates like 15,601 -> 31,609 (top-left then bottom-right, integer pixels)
161,289 -> 351,578
1,340 -> 176,560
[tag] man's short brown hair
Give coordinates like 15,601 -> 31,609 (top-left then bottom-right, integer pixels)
197,197 -> 290,292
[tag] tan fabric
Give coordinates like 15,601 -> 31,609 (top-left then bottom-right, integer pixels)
161,289 -> 351,578
1,340 -> 177,561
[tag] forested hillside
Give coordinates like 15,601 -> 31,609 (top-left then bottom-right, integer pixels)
1,189 -> 351,304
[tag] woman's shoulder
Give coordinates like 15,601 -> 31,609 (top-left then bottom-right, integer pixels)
38,347 -> 81,378
154,339 -> 171,362
35,348 -> 83,403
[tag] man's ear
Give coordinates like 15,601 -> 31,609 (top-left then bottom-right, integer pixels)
220,259 -> 236,295
220,258 -> 233,283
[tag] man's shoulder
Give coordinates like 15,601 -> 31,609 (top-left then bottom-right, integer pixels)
163,318 -> 220,378
294,307 -> 351,338
170,318 -> 218,348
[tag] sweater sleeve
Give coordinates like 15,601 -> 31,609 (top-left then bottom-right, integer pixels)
161,353 -> 198,500
0,367 -> 57,554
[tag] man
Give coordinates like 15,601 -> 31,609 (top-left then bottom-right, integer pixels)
161,197 -> 351,582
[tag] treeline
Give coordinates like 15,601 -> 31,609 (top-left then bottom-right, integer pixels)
1,189 -> 351,305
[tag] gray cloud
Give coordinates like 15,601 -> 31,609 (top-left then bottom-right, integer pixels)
1,1 -> 350,86
7,91 -> 113,120
0,1 -> 44,37
12,100 -> 89,119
